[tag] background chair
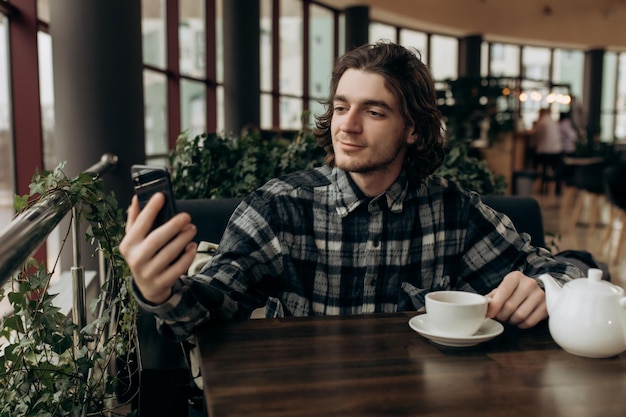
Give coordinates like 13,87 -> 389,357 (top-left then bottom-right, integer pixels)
568,160 -> 609,233
601,163 -> 626,265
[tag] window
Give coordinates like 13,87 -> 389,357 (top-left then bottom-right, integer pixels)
522,45 -> 551,81
601,52 -> 618,141
430,34 -> 458,80
370,22 -> 396,43
37,31 -> 55,170
490,43 -> 519,77
279,0 -> 303,129
0,12 -> 13,227
308,3 -> 334,127
179,0 -> 205,79
616,54 -> 626,140
553,49 -> 583,98
143,69 -> 168,163
400,29 -> 428,64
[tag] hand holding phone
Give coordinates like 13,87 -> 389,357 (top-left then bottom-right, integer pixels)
131,165 -> 178,231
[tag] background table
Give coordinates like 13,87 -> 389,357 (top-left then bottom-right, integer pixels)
196,313 -> 626,417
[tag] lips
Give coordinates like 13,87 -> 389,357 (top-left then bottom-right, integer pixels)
336,139 -> 365,152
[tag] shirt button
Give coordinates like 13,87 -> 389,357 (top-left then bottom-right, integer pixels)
372,240 -> 380,247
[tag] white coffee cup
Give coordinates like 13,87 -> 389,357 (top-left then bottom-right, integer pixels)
425,291 -> 489,336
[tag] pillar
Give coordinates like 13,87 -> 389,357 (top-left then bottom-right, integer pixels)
223,0 -> 260,134
458,34 -> 483,78
583,49 -> 604,141
50,0 -> 145,207
49,0 -> 145,273
345,5 -> 369,51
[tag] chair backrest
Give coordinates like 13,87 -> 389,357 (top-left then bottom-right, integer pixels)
178,195 -> 546,249
482,195 -> 546,248
604,163 -> 626,210
176,198 -> 243,244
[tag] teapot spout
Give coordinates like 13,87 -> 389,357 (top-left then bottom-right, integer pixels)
539,273 -> 563,315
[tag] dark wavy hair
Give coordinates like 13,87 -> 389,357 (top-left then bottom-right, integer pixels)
313,41 -> 446,185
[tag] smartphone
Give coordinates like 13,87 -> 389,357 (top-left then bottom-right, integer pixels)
131,165 -> 178,231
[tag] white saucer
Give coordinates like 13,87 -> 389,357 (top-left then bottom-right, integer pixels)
408,314 -> 504,347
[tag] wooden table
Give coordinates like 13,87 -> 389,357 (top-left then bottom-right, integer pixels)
196,313 -> 626,417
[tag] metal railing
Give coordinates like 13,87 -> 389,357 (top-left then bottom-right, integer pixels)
0,153 -> 119,329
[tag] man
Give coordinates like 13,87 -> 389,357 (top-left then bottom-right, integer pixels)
120,42 -> 582,341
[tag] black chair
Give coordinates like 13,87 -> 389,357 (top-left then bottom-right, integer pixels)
601,163 -> 626,264
177,198 -> 243,243
482,195 -> 546,248
569,160 -> 608,232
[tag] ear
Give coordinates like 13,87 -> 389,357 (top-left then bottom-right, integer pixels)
407,129 -> 418,145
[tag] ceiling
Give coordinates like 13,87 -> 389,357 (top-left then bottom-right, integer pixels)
319,0 -> 626,51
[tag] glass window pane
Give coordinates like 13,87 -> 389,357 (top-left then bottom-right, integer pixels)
181,79 -> 206,137
370,22 -> 396,43
430,34 -> 458,80
519,80 -> 550,130
338,13 -> 345,57
601,52 -> 617,141
616,113 -> 626,140
216,0 -> 224,83
490,43 -> 519,77
37,32 -> 55,170
480,41 -> 489,76
260,0 -> 272,92
37,0 -> 49,22
553,49 -> 584,98
179,0 -> 205,78
601,113 -> 616,141
522,45 -> 551,81
217,85 -> 225,132
142,0 -> 166,68
280,0 -> 302,96
279,97 -> 302,129
260,93 -> 272,130
309,4 -> 333,100
0,13 -> 14,227
618,54 -> 626,112
615,54 -> 626,141
308,99 -> 325,129
400,29 -> 427,64
143,69 -> 168,157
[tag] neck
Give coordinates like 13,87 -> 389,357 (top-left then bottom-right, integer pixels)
349,166 -> 402,197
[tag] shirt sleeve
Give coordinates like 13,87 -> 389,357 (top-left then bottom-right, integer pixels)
457,193 -> 584,294
132,191 -> 284,342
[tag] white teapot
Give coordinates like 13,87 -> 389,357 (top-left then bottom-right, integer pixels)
539,268 -> 626,358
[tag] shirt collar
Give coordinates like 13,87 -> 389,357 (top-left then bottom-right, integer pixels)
332,168 -> 408,217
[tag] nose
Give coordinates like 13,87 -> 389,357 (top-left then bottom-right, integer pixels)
338,108 -> 362,133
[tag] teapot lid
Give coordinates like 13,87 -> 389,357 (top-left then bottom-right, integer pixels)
566,268 -> 624,296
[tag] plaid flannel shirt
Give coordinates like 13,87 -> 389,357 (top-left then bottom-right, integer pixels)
134,166 -> 582,341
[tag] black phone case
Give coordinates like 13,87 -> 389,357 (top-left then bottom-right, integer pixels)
131,165 -> 178,230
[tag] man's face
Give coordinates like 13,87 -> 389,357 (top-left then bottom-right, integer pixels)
330,69 -> 415,176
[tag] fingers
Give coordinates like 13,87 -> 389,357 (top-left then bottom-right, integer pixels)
120,192 -> 199,305
487,271 -> 547,329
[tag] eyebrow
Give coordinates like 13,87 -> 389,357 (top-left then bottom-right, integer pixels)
333,95 -> 394,111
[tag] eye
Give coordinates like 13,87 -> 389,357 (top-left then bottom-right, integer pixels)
368,109 -> 385,118
333,105 -> 347,113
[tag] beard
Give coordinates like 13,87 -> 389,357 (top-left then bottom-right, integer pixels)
333,134 -> 407,174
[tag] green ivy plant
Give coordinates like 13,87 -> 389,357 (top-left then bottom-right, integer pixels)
169,127 -> 325,199
434,137 -> 507,195
0,163 -> 137,417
